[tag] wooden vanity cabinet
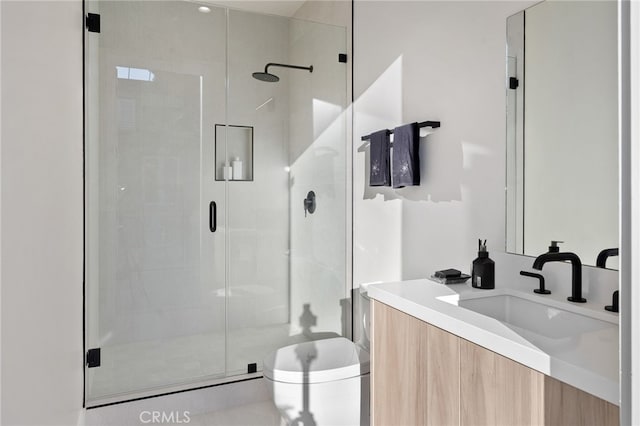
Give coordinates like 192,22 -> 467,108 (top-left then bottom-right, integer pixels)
371,300 -> 619,426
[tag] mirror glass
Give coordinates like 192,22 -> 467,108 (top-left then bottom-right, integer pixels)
505,1 -> 619,269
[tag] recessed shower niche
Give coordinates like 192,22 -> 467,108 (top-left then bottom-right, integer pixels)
83,0 -> 350,406
215,124 -> 253,181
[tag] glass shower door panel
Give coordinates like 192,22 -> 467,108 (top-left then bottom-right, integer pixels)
225,10 -> 349,376
84,0 -> 227,402
225,9 -> 293,375
286,18 -> 349,344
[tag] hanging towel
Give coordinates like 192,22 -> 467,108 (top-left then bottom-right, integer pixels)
369,129 -> 391,186
392,122 -> 420,188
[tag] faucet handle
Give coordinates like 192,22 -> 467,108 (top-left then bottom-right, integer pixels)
549,241 -> 564,253
520,271 -> 551,295
605,290 -> 619,313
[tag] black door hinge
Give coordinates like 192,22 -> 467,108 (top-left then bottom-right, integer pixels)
338,53 -> 348,63
86,348 -> 101,368
247,363 -> 257,374
509,77 -> 519,90
86,13 -> 100,33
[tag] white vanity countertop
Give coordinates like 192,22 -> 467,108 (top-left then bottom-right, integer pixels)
368,279 -> 620,405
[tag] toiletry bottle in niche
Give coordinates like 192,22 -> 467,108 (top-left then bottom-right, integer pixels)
232,157 -> 243,180
223,162 -> 232,180
472,239 -> 495,289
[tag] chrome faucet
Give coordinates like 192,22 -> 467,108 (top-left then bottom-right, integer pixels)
532,252 -> 586,303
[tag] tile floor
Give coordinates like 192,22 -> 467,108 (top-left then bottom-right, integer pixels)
84,377 -> 284,426
189,401 -> 285,426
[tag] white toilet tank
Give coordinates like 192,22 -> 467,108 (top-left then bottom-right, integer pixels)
263,285 -> 375,425
263,337 -> 370,425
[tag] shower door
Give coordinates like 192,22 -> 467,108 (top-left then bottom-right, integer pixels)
84,0 -> 350,406
84,1 -> 229,403
224,10 -> 350,376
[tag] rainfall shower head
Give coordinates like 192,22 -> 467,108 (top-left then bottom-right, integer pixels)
252,71 -> 280,82
252,63 -> 313,83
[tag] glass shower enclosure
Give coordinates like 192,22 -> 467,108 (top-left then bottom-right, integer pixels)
84,0 -> 350,405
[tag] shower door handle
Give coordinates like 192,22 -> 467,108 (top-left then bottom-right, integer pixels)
209,201 -> 217,232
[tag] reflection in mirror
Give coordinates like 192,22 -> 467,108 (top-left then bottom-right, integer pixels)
505,1 -> 619,269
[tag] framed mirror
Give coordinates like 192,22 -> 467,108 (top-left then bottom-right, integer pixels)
505,1 -> 619,269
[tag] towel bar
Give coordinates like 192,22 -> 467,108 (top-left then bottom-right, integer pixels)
361,120 -> 441,141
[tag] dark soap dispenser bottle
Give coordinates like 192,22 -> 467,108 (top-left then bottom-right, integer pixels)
548,240 -> 563,253
472,239 -> 495,289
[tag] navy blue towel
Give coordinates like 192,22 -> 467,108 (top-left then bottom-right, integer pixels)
392,122 -> 420,188
369,129 -> 391,186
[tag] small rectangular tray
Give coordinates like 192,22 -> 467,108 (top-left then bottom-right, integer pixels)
428,274 -> 471,285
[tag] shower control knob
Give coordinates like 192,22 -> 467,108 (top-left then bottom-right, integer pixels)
303,191 -> 316,217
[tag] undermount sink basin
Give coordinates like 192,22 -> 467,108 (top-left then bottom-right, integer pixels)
439,292 -> 618,347
455,294 -> 616,340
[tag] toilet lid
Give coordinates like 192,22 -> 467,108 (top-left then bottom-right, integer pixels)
263,337 -> 370,384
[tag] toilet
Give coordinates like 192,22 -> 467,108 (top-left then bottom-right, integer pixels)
263,286 -> 372,425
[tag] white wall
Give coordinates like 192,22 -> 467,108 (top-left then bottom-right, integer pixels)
353,0 -> 535,288
1,1 -> 84,425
